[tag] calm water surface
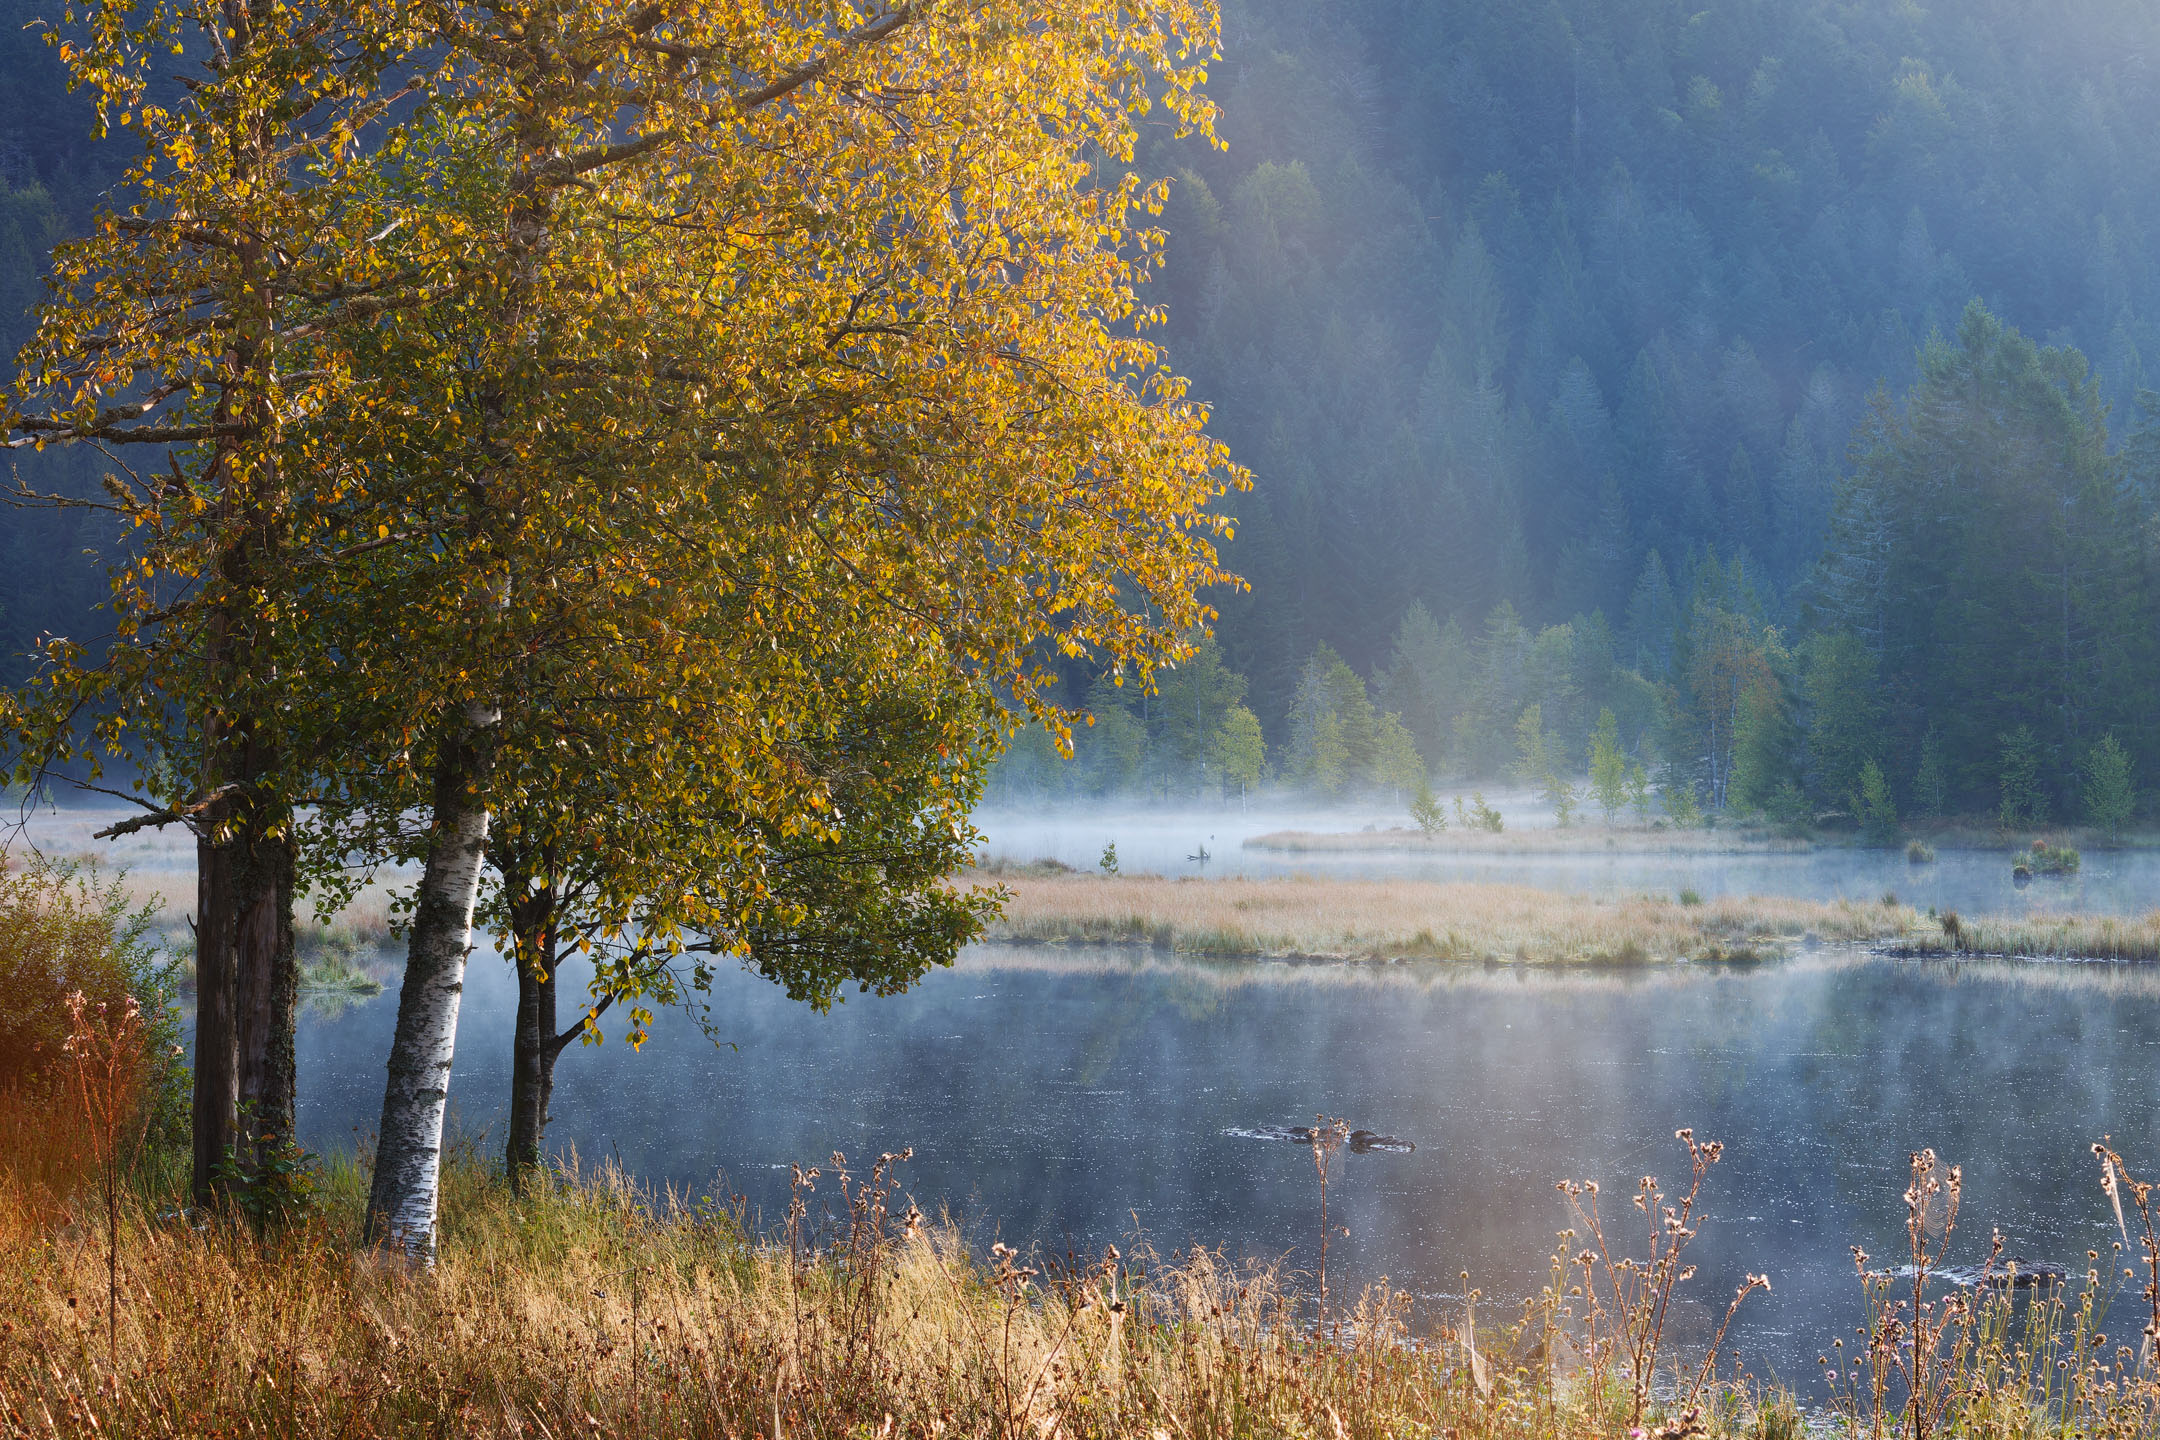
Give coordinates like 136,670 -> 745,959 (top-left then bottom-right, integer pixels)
299,944 -> 2160,1386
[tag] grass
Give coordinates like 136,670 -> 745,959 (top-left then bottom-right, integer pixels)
1894,908 -> 2160,962
979,871 -> 1915,964
5,1126 -> 2157,1439
0,1139 -> 1764,1440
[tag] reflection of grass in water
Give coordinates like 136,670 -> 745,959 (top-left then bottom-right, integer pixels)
980,871 -> 1912,964
298,922 -> 389,1018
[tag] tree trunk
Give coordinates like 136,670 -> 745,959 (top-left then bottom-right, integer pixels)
190,836 -> 238,1210
189,777 -> 297,1209
363,701 -> 498,1262
504,878 -> 557,1194
505,874 -> 617,1195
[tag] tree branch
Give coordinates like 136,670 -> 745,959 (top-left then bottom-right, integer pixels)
733,5 -> 918,111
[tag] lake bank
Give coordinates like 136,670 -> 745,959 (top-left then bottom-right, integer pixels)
1245,819 -> 2153,857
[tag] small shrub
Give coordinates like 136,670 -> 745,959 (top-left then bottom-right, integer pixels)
1766,780 -> 1811,837
1408,776 -> 1446,835
0,857 -> 182,1212
1662,782 -> 1704,829
1906,839 -> 1936,865
1678,888 -> 1703,906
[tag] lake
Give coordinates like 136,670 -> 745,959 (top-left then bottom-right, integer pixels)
297,940 -> 2160,1389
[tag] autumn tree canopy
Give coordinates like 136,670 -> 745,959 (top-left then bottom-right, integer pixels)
6,0 -> 1242,1254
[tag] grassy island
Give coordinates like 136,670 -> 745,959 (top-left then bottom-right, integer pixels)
979,870 -> 1913,964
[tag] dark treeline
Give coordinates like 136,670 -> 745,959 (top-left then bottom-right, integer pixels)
0,0 -> 133,678
8,0 -> 2160,826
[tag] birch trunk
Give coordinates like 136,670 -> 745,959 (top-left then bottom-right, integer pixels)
364,701 -> 498,1261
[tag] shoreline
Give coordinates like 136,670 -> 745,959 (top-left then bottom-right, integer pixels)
975,870 -> 1913,964
1243,821 -> 2147,857
974,870 -> 2160,965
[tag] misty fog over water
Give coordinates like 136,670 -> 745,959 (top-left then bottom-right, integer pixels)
977,803 -> 2160,917
291,941 -> 2160,1384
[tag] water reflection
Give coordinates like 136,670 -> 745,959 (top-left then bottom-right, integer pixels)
298,943 -> 2160,1384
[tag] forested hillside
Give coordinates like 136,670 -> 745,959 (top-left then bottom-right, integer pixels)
1005,0 -> 2160,820
10,0 -> 2160,824
1150,0 -> 2160,697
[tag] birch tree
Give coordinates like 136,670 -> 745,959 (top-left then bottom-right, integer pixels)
271,0 -> 1240,1259
2,0 -> 428,1203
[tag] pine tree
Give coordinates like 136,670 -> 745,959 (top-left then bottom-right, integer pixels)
1212,704 -> 1267,804
1624,551 -> 1679,679
1729,676 -> 1799,816
1913,726 -> 1950,819
1801,632 -> 1883,807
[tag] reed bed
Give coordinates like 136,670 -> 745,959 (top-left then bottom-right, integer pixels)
982,872 -> 1914,963
1895,908 -> 2160,963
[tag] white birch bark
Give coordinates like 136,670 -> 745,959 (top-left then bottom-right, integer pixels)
364,700 -> 498,1263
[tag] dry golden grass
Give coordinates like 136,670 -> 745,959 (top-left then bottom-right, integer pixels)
981,871 -> 1913,963
0,1146 -> 1788,1440
5,1137 -> 2153,1440
1892,908 -> 2160,962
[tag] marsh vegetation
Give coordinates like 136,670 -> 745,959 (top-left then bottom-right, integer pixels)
979,868 -> 1913,963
